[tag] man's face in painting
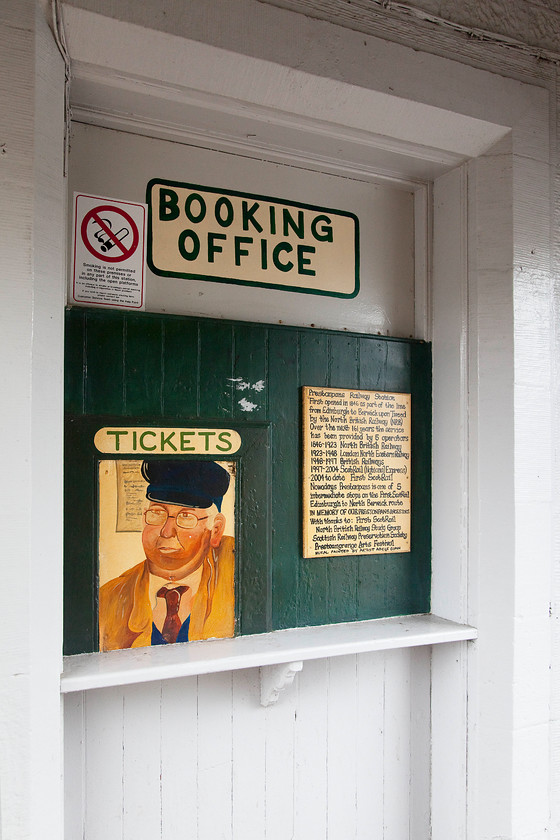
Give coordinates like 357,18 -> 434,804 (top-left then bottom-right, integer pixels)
142,501 -> 226,578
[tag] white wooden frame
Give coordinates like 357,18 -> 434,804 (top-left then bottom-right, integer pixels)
17,3 -> 550,836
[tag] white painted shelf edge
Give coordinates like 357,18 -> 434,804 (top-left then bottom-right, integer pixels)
61,614 -> 477,693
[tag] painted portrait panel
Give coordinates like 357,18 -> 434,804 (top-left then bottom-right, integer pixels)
98,458 -> 235,651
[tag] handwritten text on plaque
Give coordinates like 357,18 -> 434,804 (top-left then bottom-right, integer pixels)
302,387 -> 411,558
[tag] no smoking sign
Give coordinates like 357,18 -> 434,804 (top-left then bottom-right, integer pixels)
72,193 -> 146,308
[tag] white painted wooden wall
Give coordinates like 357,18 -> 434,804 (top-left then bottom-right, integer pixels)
2,3 -> 558,839
65,648 -> 431,839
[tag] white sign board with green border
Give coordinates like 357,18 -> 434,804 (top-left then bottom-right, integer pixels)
147,179 -> 359,298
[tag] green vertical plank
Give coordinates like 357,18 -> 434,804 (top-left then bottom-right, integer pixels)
199,321 -> 234,418
64,418 -> 96,654
356,553 -> 387,620
64,308 -> 86,414
384,339 -> 412,393
269,327 -> 300,630
84,310 -> 125,414
123,314 -> 164,416
357,336 -> 389,392
232,324 -> 268,421
409,341 -> 432,613
237,427 -> 271,634
162,317 -> 199,418
326,333 -> 359,624
298,331 -> 329,627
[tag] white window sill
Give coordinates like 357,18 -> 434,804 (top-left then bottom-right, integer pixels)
61,614 -> 477,696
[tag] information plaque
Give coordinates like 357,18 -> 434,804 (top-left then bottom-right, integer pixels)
302,386 -> 412,558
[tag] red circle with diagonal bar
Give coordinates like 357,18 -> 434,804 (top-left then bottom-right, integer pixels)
80,204 -> 140,263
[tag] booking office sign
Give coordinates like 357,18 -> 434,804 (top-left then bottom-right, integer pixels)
147,180 -> 360,297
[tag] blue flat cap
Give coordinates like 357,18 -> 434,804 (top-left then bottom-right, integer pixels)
141,460 -> 230,510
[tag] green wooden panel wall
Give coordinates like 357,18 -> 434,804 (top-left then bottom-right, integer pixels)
64,307 -> 431,654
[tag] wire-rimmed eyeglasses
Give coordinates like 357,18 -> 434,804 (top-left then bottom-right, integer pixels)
144,507 -> 209,529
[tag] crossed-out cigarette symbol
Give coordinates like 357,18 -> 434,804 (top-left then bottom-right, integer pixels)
91,217 -> 130,253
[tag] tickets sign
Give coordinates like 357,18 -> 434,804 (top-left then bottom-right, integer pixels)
94,427 -> 241,455
147,179 -> 359,297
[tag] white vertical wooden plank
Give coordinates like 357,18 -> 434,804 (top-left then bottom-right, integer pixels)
122,681 -> 163,839
64,692 -> 85,840
382,649 -> 411,840
512,723 -> 551,838
431,163 -> 471,840
355,651 -> 385,840
160,675 -> 199,840
431,644 -> 468,840
510,151 -> 553,840
84,686 -> 125,840
232,668 -> 266,840
326,654 -> 358,840
29,11 -> 66,840
293,657 -> 328,839
408,647 -> 431,840
0,6 -> 65,840
467,148 -> 516,840
431,162 -> 469,622
197,671 -> 234,840
264,672 -> 298,839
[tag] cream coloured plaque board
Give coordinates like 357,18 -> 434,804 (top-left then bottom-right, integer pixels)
147,180 -> 359,298
302,387 -> 411,558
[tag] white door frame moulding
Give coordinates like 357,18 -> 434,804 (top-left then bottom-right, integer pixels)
61,4 -> 513,187
59,4 -> 553,837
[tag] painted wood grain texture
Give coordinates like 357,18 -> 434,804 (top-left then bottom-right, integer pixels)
197,672 -> 234,838
63,693 -> 86,840
232,324 -> 269,421
84,313 -> 126,415
85,687 -> 125,839
326,654 -> 360,837
430,644 -> 468,840
237,426 -> 272,635
382,649 -> 412,840
160,677 -> 199,838
264,674 -> 299,837
124,314 -> 164,415
66,650 -> 428,838
122,682 -> 163,838
409,646 -> 431,838
65,307 -> 431,653
162,317 -> 200,416
293,657 -> 329,837
356,652 -> 385,838
232,669 -> 266,839
268,328 -> 301,630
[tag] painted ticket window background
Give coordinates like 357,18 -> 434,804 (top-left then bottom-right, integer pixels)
98,458 -> 236,651
147,179 -> 359,298
303,388 -> 411,558
64,308 -> 431,655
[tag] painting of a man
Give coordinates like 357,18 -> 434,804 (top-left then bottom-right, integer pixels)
99,459 -> 234,651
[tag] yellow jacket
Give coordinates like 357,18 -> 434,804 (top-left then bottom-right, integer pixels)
98,536 -> 235,651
